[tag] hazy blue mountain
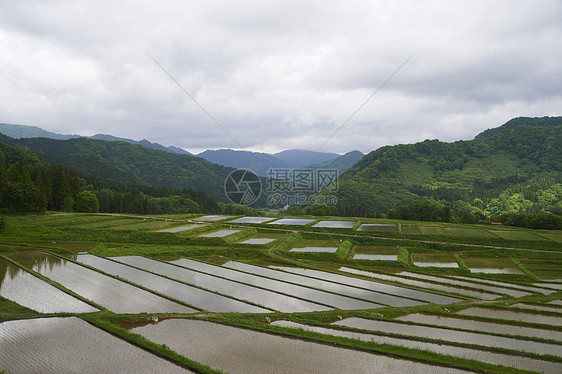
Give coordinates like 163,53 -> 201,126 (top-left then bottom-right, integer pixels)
0,123 -> 191,155
307,150 -> 364,174
197,149 -> 290,176
272,149 -> 339,167
0,123 -> 79,140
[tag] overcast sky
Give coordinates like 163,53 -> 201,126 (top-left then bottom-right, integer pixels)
0,0 -> 560,154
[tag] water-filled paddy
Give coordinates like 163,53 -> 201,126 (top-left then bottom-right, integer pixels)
456,307 -> 562,326
271,266 -> 460,305
395,313 -> 562,341
450,275 -> 555,295
341,267 -> 498,300
312,220 -> 356,228
171,259 -> 380,309
398,271 -> 529,298
110,256 -> 320,313
354,246 -> 398,260
195,215 -> 234,221
198,229 -> 240,237
9,252 -> 194,314
267,218 -> 314,225
354,254 -> 397,260
229,216 -> 275,224
0,317 -> 190,374
412,253 -> 458,268
78,255 -> 263,313
0,258 -> 98,314
158,224 -> 206,233
271,321 -> 561,373
509,303 -> 562,313
333,317 -> 562,357
463,257 -> 523,274
131,319 -> 465,374
239,238 -> 276,244
224,262 -> 424,307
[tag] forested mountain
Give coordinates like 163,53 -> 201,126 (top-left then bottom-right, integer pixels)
0,134 -> 233,201
308,150 -> 364,174
273,149 -> 339,167
0,123 -> 191,155
332,116 -> 562,217
0,140 -> 258,215
197,149 -> 290,176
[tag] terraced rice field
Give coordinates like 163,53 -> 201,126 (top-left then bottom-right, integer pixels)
229,216 -> 275,223
0,317 -> 191,373
158,224 -> 206,233
395,313 -> 562,341
0,258 -> 98,314
198,229 -> 240,237
333,317 -> 562,357
272,321 -> 562,373
222,262 -> 424,307
357,223 -> 399,232
171,259 -> 384,309
131,319 -> 468,374
412,253 -> 458,268
9,252 -> 194,314
267,218 -> 314,225
353,245 -> 398,260
77,255 -> 264,313
195,215 -> 234,222
270,266 -> 460,305
239,238 -> 276,244
108,255 -> 323,312
462,257 -> 523,274
456,307 -> 562,326
312,220 -> 356,228
340,267 -> 499,300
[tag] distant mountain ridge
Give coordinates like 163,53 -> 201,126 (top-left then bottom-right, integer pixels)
0,123 -> 191,155
196,148 -> 358,176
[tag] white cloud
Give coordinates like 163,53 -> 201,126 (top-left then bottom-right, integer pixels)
0,0 -> 560,154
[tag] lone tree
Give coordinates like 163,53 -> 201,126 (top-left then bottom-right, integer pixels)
73,191 -> 100,213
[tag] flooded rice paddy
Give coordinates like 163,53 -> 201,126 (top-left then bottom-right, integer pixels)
0,317 -> 191,373
171,258 -> 382,309
195,215 -> 234,221
77,255 -> 263,313
395,313 -> 562,341
398,271 -> 530,298
239,237 -> 276,244
198,229 -> 240,237
0,258 -> 98,313
228,216 -> 275,223
357,223 -> 399,231
272,321 -> 562,373
456,307 -> 562,326
131,319 -> 467,374
158,224 -> 206,233
312,220 -> 356,228
270,266 -> 460,305
509,303 -> 562,313
340,267 -> 498,300
267,218 -> 314,225
333,317 -> 562,357
9,252 -> 194,314
110,255 -> 321,312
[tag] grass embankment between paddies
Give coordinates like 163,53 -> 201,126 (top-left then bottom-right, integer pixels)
335,240 -> 354,261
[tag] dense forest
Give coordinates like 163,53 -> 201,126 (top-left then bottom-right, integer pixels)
300,117 -> 562,227
0,141 -> 257,216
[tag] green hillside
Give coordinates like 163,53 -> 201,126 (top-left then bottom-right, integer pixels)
308,150 -> 364,174
0,134 -> 233,201
334,117 -> 562,216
